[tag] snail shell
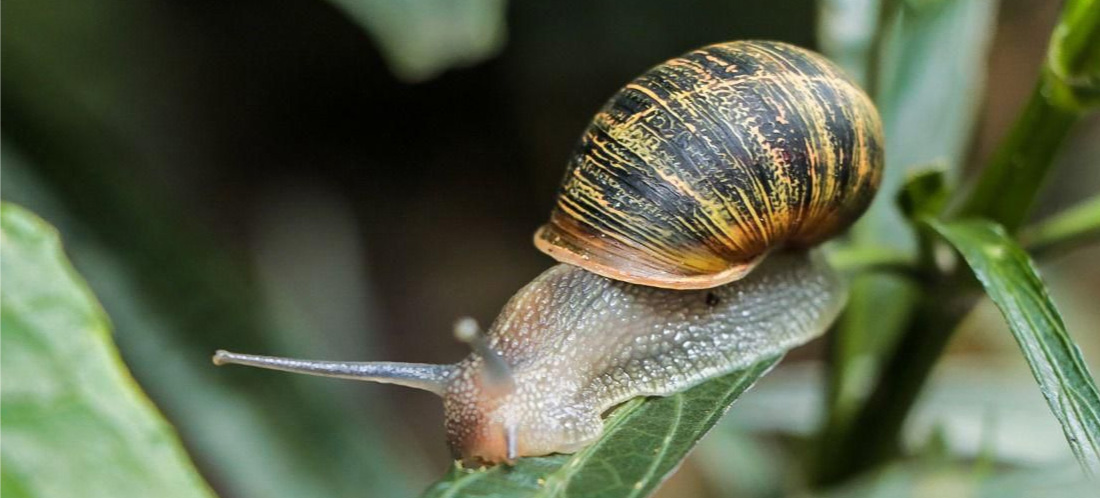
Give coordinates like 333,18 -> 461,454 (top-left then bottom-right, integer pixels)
535,40 -> 884,289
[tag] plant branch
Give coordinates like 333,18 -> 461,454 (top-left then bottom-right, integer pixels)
814,273 -> 978,485
955,77 -> 1081,232
1021,193 -> 1100,258
957,0 -> 1100,231
816,0 -> 1100,485
827,244 -> 917,277
864,0 -> 899,102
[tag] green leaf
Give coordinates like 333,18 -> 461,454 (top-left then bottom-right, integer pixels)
2,139 -> 416,498
0,203 -> 216,498
896,166 -> 949,222
326,0 -> 507,81
421,357 -> 780,498
929,218 -> 1100,477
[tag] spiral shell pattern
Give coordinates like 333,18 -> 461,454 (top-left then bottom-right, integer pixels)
535,40 -> 883,289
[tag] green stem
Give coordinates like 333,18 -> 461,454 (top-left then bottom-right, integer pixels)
956,75 -> 1081,232
1048,0 -> 1100,106
864,0 -> 899,102
1021,193 -> 1100,258
813,0 -> 907,479
827,244 -> 914,276
814,0 -> 1100,488
958,0 -> 1100,231
814,273 -> 977,485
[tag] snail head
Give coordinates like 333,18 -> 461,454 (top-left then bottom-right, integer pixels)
442,318 -> 602,464
212,317 -> 568,465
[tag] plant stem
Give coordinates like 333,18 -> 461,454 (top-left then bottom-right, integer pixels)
958,0 -> 1100,231
956,76 -> 1081,232
827,244 -> 915,276
813,0 -> 1100,489
814,273 -> 977,485
864,0 -> 899,102
813,0 -> 908,478
1021,193 -> 1100,258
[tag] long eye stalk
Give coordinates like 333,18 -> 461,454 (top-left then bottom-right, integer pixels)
212,350 -> 456,396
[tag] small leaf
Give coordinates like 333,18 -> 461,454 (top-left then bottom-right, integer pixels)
896,166 -> 949,222
929,218 -> 1100,477
421,357 -> 780,498
326,0 -> 507,82
0,203 -> 216,498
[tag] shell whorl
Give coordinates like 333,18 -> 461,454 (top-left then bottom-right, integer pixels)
535,40 -> 884,289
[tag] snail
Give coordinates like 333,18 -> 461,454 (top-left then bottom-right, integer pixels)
213,40 -> 883,464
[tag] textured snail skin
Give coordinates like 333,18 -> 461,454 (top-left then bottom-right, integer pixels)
212,250 -> 844,464
536,40 -> 883,289
444,250 -> 844,463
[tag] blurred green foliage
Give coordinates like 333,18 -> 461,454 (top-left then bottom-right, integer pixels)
816,0 -> 998,481
814,0 -> 1100,487
0,203 -> 214,498
327,0 -> 507,81
1,0 -> 417,494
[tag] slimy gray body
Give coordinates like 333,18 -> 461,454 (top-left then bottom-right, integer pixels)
215,250 -> 843,463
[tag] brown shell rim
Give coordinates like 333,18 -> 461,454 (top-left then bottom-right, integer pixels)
533,225 -> 766,290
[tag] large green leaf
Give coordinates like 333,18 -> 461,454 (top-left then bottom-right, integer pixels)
421,357 -> 780,498
2,140 -> 416,498
930,219 -> 1100,477
0,203 -> 216,498
840,0 -> 999,250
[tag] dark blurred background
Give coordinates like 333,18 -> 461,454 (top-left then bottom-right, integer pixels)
3,0 -> 1098,496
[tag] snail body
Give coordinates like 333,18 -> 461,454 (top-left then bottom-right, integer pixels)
441,251 -> 843,461
215,252 -> 842,463
213,41 -> 882,464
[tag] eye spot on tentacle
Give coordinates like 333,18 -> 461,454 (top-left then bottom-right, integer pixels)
705,292 -> 720,306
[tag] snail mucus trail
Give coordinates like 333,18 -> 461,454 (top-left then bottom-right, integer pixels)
213,40 -> 884,465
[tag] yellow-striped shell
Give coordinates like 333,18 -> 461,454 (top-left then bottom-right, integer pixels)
535,40 -> 884,290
